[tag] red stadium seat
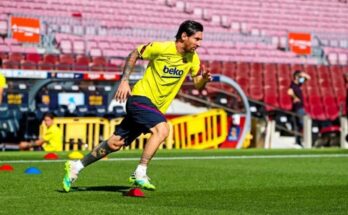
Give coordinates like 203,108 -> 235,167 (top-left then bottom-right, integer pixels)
250,62 -> 262,73
249,86 -> 263,100
57,54 -> 74,70
105,63 -> 119,72
322,96 -> 336,105
26,53 -> 41,64
75,55 -> 90,71
264,95 -> 279,111
310,105 -> 326,121
221,61 -> 236,78
290,64 -> 303,72
21,60 -> 37,70
91,56 -> 107,71
324,104 -> 339,121
308,95 -> 322,105
2,59 -> 20,69
209,61 -> 222,74
39,54 -> 58,70
9,52 -> 23,61
306,87 -> 321,96
279,94 -> 292,111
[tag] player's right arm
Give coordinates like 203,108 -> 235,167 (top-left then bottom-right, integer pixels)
115,49 -> 140,103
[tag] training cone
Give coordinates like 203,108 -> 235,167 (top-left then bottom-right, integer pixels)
0,164 -> 14,171
68,151 -> 84,160
44,153 -> 59,160
25,167 -> 42,175
125,188 -> 144,197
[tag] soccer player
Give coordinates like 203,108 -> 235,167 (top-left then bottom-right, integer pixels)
63,20 -> 211,192
19,112 -> 63,151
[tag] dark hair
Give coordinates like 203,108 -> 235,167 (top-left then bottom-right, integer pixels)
293,70 -> 302,79
175,20 -> 204,40
43,112 -> 55,119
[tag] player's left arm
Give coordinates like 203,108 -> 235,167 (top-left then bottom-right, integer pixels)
192,64 -> 212,90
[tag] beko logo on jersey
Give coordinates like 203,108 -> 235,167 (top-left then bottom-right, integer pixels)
163,65 -> 183,76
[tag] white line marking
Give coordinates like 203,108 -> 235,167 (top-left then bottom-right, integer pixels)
1,154 -> 348,164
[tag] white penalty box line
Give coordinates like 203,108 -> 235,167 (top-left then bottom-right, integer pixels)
2,153 -> 348,164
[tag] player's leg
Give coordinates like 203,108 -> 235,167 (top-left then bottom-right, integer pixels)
63,113 -> 135,192
131,122 -> 170,190
63,133 -> 128,192
124,96 -> 168,190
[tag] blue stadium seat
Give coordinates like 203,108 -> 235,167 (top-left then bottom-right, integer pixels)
75,105 -> 89,117
22,111 -> 40,141
95,105 -> 107,117
54,105 -> 69,117
35,103 -> 50,120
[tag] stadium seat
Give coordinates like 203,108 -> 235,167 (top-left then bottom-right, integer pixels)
105,63 -> 119,72
56,54 -> 74,70
94,105 -> 107,117
35,104 -> 50,121
9,53 -> 23,62
324,104 -> 339,121
91,56 -> 107,71
39,54 -> 58,70
264,95 -> 278,111
21,60 -> 37,70
2,59 -> 20,69
73,40 -> 85,54
54,105 -> 69,117
59,39 -> 72,54
75,105 -> 89,117
249,86 -> 263,101
279,94 -> 292,111
75,55 -> 90,71
26,53 -> 41,64
20,53 -> 40,69
22,111 -> 40,141
221,61 -> 236,78
210,60 -> 222,74
310,104 -> 326,121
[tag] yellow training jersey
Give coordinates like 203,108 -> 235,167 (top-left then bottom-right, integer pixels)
0,73 -> 6,88
42,124 -> 63,152
132,41 -> 200,113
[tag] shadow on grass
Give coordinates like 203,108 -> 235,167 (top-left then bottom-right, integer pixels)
57,185 -> 132,194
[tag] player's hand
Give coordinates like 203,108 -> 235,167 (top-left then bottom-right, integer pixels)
201,64 -> 212,82
115,80 -> 132,103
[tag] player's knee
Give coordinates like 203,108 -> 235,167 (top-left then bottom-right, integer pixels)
152,122 -> 170,141
107,135 -> 125,151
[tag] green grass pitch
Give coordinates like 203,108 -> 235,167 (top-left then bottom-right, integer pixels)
1,149 -> 348,215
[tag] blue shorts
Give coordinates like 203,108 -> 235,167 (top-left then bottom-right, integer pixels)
114,95 -> 167,146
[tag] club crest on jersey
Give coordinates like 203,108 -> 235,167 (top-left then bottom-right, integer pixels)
163,65 -> 183,77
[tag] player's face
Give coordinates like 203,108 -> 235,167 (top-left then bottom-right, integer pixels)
183,32 -> 203,53
43,116 -> 53,127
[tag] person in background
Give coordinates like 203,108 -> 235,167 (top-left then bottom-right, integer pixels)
19,112 -> 63,151
0,58 -> 6,104
288,70 -> 311,146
